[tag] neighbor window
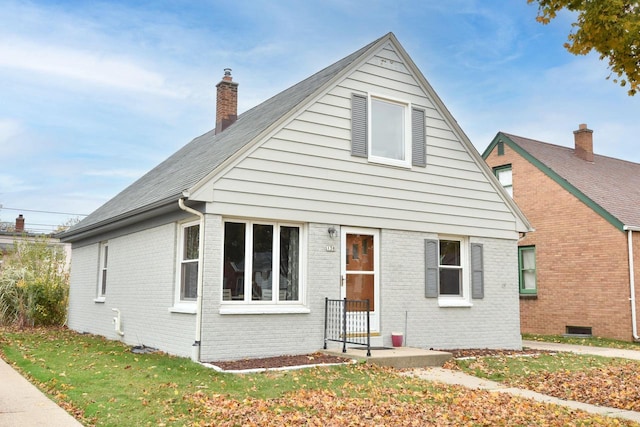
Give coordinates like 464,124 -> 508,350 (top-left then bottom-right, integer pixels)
178,221 -> 199,302
98,242 -> 108,298
223,220 -> 301,303
494,165 -> 513,197
519,246 -> 536,294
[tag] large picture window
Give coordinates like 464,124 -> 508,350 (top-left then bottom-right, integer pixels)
178,222 -> 199,302
223,220 -> 301,303
519,246 -> 537,295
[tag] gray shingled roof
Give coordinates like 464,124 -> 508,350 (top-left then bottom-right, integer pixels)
503,133 -> 640,228
62,34 -> 387,239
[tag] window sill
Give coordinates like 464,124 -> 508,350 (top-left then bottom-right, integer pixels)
519,294 -> 538,300
367,155 -> 412,169
94,297 -> 106,303
219,305 -> 310,315
437,299 -> 473,308
168,304 -> 197,314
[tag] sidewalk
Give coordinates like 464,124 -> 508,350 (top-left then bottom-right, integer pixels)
0,357 -> 82,427
523,339 -> 640,360
407,340 -> 640,424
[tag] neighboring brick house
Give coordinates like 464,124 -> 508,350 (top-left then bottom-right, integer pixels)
483,125 -> 640,341
60,33 -> 531,362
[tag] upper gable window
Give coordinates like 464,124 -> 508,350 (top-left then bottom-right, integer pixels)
351,93 -> 426,168
370,97 -> 408,164
494,165 -> 513,197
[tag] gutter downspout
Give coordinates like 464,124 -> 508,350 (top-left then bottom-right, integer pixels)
624,226 -> 640,341
178,196 -> 205,361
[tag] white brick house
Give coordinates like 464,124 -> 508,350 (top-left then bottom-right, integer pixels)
60,33 -> 531,361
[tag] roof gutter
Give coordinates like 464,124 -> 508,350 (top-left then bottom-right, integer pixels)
624,225 -> 640,341
178,195 -> 205,361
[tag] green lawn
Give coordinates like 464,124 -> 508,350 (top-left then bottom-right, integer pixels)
1,327 -> 637,426
523,333 -> 640,350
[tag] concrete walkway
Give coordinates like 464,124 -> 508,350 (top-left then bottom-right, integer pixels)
0,357 -> 82,427
408,341 -> 640,424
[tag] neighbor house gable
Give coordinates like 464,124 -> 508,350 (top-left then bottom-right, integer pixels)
483,132 -> 627,231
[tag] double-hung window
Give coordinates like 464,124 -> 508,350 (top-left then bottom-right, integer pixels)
351,93 -> 426,168
222,220 -> 302,305
439,240 -> 463,295
494,165 -> 513,197
519,246 -> 537,295
97,242 -> 108,300
178,221 -> 199,302
425,237 -> 483,306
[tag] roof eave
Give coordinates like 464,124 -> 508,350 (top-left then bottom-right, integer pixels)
58,195 -> 182,243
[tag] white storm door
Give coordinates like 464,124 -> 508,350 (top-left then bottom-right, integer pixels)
341,227 -> 380,332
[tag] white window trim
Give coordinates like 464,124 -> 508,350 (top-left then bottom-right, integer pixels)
220,219 -> 307,313
171,220 -> 200,310
95,241 -> 108,302
437,236 -> 472,307
367,93 -> 412,168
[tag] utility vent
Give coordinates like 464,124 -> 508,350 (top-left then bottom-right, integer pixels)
565,325 -> 593,337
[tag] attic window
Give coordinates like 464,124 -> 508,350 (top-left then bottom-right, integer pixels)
351,93 -> 426,168
497,141 -> 504,156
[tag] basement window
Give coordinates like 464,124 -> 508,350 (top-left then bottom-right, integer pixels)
565,326 -> 593,337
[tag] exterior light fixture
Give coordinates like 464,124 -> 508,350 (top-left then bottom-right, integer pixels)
328,227 -> 338,239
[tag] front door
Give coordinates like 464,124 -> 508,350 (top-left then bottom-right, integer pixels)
341,227 -> 380,332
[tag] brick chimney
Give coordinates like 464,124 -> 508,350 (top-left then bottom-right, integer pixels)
573,123 -> 594,162
215,68 -> 239,135
15,214 -> 24,232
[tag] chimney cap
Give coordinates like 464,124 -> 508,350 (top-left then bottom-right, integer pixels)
222,68 -> 233,82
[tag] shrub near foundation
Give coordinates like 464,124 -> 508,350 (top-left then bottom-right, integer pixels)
0,236 -> 68,327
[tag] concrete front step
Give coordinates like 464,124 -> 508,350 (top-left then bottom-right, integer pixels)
323,346 -> 452,369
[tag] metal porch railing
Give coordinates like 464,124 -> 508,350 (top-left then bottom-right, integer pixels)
323,297 -> 371,356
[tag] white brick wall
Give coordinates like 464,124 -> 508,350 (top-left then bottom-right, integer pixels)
67,223 -> 197,357
380,230 -> 521,349
68,217 -> 520,361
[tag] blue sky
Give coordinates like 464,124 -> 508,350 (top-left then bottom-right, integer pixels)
1,0 -> 638,233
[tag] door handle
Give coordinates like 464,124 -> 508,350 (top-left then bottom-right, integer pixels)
341,275 -> 345,287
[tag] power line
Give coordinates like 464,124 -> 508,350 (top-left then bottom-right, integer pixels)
0,206 -> 88,217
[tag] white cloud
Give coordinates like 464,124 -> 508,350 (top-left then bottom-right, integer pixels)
0,173 -> 36,193
0,38 -> 186,98
0,119 -> 22,143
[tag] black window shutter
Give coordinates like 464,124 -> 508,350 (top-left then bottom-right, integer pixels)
351,94 -> 368,157
425,239 -> 438,297
412,107 -> 426,167
471,243 -> 484,299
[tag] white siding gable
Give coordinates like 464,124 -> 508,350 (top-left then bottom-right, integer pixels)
191,40 -> 520,239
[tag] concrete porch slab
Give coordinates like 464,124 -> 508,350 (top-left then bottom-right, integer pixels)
322,345 -> 452,369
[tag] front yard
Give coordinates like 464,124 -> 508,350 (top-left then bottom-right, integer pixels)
1,327 -> 639,426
